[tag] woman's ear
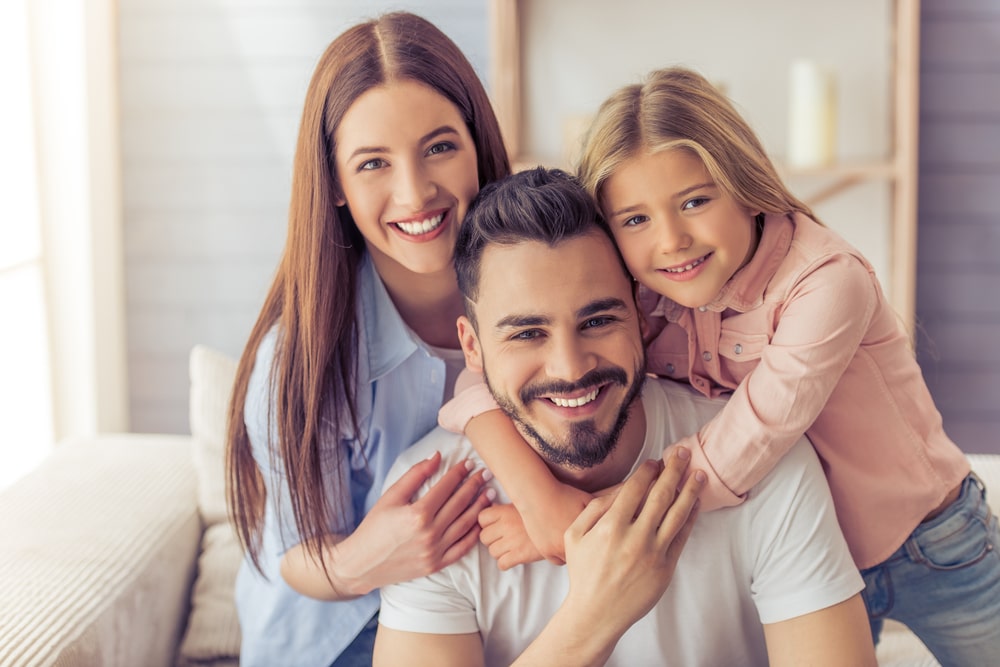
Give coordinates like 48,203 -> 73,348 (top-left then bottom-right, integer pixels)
456,315 -> 483,373
333,189 -> 347,207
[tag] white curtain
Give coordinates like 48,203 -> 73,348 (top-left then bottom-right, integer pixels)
0,0 -> 128,489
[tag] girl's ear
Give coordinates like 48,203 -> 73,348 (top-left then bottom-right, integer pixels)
456,315 -> 484,373
333,188 -> 347,207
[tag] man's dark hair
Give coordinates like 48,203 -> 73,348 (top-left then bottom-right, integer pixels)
454,167 -> 625,311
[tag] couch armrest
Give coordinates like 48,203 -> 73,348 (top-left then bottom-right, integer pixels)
0,434 -> 201,667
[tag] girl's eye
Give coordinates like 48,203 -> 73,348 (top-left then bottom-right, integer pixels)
358,158 -> 386,172
623,214 -> 648,227
427,141 -> 456,156
682,196 -> 710,210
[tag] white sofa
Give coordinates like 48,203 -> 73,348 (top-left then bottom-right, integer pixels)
0,345 -> 996,666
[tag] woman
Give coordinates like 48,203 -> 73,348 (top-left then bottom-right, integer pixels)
225,12 -> 510,666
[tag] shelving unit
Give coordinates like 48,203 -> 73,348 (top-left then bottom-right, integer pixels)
488,0 -> 921,332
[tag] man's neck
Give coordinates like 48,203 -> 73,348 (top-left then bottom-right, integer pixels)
548,398 -> 648,494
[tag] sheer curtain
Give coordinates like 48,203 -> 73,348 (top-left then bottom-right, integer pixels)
0,0 -> 52,489
0,0 -> 128,490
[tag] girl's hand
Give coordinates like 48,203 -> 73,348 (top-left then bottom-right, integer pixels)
477,504 -> 543,569
284,452 -> 493,599
480,482 -> 593,568
562,447 -> 704,633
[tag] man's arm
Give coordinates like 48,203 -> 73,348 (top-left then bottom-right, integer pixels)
763,594 -> 876,667
373,628 -> 485,667
374,450 -> 704,667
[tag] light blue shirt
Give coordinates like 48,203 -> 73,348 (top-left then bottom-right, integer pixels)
235,253 -> 449,667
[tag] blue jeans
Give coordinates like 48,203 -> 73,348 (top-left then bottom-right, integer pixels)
860,473 -> 1000,666
330,613 -> 378,667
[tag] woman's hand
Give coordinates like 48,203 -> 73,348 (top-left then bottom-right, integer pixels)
280,451 -> 493,599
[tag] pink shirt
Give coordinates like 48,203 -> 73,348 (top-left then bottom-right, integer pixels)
641,212 -> 968,568
440,212 -> 969,568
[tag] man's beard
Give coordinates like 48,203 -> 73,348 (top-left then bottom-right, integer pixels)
484,363 -> 647,470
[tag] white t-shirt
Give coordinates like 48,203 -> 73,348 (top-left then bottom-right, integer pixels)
379,379 -> 863,667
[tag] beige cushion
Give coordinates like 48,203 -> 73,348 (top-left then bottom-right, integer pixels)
176,345 -> 242,665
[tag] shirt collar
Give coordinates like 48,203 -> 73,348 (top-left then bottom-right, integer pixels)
357,253 -> 421,382
704,212 -> 795,313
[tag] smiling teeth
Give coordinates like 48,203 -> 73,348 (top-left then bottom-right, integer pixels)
664,256 -> 707,273
550,388 -> 599,408
395,213 -> 444,235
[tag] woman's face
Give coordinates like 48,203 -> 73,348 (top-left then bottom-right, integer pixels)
600,148 -> 759,309
334,80 -> 480,278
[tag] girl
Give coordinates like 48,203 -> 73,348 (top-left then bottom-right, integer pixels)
225,12 -> 509,666
442,67 -> 1000,665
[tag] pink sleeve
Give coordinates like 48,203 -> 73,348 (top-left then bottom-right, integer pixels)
695,254 -> 878,498
438,369 -> 500,433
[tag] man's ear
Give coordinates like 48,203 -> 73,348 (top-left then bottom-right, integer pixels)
456,315 -> 484,373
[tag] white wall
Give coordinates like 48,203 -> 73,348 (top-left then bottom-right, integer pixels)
119,0 -> 490,433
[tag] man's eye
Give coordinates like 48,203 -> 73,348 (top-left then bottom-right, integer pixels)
583,316 -> 612,329
512,329 -> 540,341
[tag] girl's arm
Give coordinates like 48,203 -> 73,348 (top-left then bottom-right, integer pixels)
651,253 -> 878,504
280,451 -> 493,599
439,373 -> 590,568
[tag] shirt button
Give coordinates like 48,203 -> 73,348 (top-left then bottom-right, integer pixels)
665,363 -> 675,374
698,306 -> 708,312
734,344 -> 743,355
702,351 -> 712,362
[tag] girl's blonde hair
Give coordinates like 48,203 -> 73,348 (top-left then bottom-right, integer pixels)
578,66 -> 815,221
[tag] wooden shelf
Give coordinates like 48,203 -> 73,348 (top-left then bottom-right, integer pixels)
489,0 -> 921,333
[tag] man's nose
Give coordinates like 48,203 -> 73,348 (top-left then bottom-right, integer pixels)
545,334 -> 598,384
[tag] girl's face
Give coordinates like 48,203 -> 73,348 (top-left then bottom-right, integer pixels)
600,148 -> 759,309
334,80 -> 480,278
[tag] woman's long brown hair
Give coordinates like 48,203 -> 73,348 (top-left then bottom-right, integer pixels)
225,11 -> 510,572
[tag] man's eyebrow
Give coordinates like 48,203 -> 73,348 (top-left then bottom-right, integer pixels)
495,314 -> 549,330
577,298 -> 630,318
494,298 -> 629,330
347,125 -> 461,161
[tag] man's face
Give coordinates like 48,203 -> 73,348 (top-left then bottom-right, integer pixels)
458,230 -> 646,469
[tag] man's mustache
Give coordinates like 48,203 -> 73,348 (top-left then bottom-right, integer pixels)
519,367 -> 629,404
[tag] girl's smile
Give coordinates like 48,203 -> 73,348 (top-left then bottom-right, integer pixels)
601,148 -> 759,308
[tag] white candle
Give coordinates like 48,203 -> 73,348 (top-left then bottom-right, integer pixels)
787,60 -> 837,168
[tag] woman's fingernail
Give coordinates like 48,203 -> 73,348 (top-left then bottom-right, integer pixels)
486,488 -> 497,501
465,459 -> 475,471
695,470 -> 706,483
676,446 -> 690,460
482,469 -> 494,482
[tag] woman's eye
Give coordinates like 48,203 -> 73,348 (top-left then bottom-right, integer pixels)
359,158 -> 386,172
427,141 -> 456,156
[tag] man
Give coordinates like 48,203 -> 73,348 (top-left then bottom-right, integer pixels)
373,168 -> 876,666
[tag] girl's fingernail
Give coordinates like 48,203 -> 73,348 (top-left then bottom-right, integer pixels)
695,470 -> 707,483
676,446 -> 690,460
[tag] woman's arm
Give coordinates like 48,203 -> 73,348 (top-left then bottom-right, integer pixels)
280,451 -> 493,599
